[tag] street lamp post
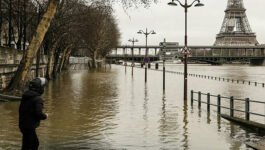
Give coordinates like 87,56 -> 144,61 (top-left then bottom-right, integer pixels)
168,0 -> 204,101
124,46 -> 127,74
162,38 -> 167,92
128,38 -> 139,76
137,28 -> 156,83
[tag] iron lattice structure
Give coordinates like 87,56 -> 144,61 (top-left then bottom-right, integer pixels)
214,0 -> 259,46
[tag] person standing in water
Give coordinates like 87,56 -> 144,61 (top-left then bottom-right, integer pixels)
19,77 -> 48,150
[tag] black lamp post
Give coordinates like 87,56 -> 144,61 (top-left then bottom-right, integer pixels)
128,38 -> 139,76
137,28 -> 156,83
168,0 -> 204,101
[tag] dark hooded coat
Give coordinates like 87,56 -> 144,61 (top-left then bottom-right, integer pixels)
19,90 -> 47,130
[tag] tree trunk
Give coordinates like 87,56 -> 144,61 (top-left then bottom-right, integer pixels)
88,60 -> 92,69
8,0 -> 12,47
5,0 -> 60,92
103,57 -> 107,70
35,7 -> 43,78
0,0 -> 2,46
46,41 -> 58,80
58,46 -> 70,73
52,50 -> 60,79
63,48 -> 72,70
35,47 -> 41,77
23,0 -> 27,51
91,57 -> 96,69
46,47 -> 55,80
92,50 -> 98,69
16,0 -> 23,50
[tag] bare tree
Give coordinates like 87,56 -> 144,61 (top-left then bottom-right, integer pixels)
4,0 -> 157,93
6,0 -> 60,93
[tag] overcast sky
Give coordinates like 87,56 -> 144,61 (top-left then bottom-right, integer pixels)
113,0 -> 265,46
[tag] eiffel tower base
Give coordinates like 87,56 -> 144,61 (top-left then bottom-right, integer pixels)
214,0 -> 259,46
214,33 -> 258,46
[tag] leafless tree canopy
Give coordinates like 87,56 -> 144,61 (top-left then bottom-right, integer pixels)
2,0 -> 157,92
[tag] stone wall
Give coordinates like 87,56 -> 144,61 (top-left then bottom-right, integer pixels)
0,46 -> 48,89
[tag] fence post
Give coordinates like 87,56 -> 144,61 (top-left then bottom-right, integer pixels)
230,96 -> 234,117
198,91 -> 201,108
219,77 -> 220,81
237,80 -> 239,83
232,79 -> 234,83
249,81 -> 251,85
223,78 -> 225,81
191,90 -> 194,106
243,80 -> 245,84
207,93 -> 210,111
263,83 -> 265,87
217,95 -> 221,115
255,82 -> 257,86
245,98 -> 250,121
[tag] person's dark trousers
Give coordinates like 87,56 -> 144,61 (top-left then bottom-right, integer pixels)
21,129 -> 39,150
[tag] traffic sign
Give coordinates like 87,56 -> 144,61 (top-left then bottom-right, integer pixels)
181,46 -> 192,55
143,57 -> 150,63
124,62 -> 127,66
131,63 -> 135,67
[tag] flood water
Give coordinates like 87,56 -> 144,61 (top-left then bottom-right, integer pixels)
1,64 -> 265,149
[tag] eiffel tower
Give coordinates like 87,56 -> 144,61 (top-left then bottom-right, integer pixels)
214,0 -> 259,46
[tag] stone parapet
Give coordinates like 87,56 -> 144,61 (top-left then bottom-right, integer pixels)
0,46 -> 48,89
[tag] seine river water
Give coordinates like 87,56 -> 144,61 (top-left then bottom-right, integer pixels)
1,64 -> 265,149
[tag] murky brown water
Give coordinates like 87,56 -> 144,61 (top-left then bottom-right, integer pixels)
1,64 -> 265,149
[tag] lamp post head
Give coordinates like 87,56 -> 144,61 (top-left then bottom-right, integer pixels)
168,0 -> 178,6
195,1 -> 204,7
137,31 -> 143,34
151,31 -> 156,35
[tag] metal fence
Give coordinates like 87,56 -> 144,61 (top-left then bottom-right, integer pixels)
191,90 -> 265,121
133,65 -> 265,88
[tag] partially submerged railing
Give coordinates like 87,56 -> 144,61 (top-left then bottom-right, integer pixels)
191,90 -> 265,121
132,65 -> 265,88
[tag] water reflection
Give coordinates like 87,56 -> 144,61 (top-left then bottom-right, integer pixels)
143,84 -> 149,139
1,65 -> 265,149
159,93 -> 181,148
182,100 -> 189,149
207,112 -> 211,124
0,101 -> 20,149
217,116 -> 221,132
229,124 -> 244,150
130,76 -> 135,109
159,94 -> 167,144
41,70 -> 119,149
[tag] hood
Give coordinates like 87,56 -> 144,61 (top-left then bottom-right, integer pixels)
22,90 -> 41,101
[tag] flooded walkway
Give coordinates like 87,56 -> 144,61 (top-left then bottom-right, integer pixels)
1,65 -> 264,149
